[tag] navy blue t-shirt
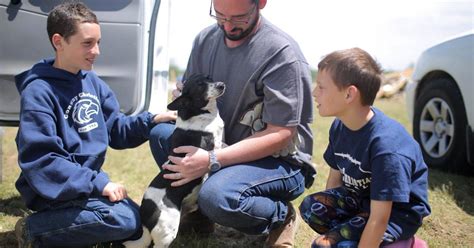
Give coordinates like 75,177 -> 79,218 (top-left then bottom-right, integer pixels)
324,108 -> 431,237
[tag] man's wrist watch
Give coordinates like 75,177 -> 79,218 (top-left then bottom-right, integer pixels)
208,150 -> 222,173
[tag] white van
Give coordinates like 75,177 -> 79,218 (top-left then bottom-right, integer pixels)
0,0 -> 170,126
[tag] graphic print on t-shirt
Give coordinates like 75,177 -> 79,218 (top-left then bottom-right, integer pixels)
335,152 -> 371,193
64,92 -> 100,133
240,101 -> 300,157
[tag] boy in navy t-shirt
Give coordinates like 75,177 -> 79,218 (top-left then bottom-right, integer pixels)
299,48 -> 431,247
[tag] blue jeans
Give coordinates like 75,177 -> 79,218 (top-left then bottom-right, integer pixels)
25,197 -> 141,247
149,122 -> 306,235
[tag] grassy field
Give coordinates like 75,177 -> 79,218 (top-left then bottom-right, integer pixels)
1,95 -> 473,247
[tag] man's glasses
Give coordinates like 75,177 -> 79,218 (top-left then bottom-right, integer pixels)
209,1 -> 257,25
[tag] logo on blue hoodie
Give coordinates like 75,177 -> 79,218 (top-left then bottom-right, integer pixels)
73,99 -> 99,124
64,92 -> 100,133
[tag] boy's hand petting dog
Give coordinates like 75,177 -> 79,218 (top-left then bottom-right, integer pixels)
163,146 -> 211,187
153,111 -> 177,123
102,182 -> 128,202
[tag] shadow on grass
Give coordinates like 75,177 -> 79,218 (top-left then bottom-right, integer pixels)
0,231 -> 16,248
428,168 -> 474,215
0,214 -> 265,248
0,227 -> 266,248
0,195 -> 29,217
170,224 -> 266,248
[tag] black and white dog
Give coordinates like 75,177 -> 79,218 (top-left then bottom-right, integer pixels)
124,74 -> 225,248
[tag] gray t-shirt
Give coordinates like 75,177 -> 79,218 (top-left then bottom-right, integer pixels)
183,18 -> 315,186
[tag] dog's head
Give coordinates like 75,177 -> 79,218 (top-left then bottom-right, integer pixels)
168,74 -> 225,120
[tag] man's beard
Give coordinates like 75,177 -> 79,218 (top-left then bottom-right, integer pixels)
219,13 -> 259,41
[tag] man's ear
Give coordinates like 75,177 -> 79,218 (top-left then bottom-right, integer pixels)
167,96 -> 187,110
52,34 -> 63,51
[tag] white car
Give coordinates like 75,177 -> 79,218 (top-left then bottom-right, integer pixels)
406,30 -> 474,173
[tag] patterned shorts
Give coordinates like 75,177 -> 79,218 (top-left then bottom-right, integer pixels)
299,187 -> 395,248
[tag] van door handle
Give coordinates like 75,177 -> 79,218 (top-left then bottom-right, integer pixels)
11,0 -> 21,5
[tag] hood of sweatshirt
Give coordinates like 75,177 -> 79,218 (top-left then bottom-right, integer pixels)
15,58 -> 87,94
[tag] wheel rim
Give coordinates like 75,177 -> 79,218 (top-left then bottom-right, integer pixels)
419,97 -> 455,158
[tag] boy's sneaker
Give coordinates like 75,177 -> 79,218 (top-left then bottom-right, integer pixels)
264,202 -> 299,248
15,217 -> 33,248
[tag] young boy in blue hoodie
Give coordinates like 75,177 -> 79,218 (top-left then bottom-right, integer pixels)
299,48 -> 431,247
14,2 -> 176,247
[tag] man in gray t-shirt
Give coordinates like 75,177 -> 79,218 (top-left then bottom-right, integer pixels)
149,0 -> 315,246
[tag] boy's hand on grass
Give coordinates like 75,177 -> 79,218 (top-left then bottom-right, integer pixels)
153,111 -> 177,123
102,182 -> 128,202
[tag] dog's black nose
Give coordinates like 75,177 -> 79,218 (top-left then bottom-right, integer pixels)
216,82 -> 225,90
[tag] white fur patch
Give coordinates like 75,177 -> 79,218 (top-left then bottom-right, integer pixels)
122,226 -> 152,248
144,187 -> 181,248
175,100 -> 224,149
123,187 -> 181,248
150,207 -> 180,248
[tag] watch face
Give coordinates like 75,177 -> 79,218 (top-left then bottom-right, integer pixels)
210,162 -> 221,172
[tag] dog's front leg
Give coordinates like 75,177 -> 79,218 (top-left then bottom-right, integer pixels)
151,203 -> 181,248
122,226 -> 152,248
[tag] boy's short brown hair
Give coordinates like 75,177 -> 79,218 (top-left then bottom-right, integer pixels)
318,47 -> 382,106
47,2 -> 98,50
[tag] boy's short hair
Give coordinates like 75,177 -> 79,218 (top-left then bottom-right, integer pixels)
318,48 -> 382,106
47,1 -> 98,50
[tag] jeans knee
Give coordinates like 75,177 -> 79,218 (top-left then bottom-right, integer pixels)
106,203 -> 140,239
114,219 -> 138,239
198,182 -> 230,220
149,124 -> 168,148
149,123 -> 174,165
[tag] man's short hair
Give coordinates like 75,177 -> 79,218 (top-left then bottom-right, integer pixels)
47,1 -> 98,50
318,48 -> 382,106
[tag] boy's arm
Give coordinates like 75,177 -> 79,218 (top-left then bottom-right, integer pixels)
100,84 -> 163,149
17,110 -> 110,201
358,200 -> 392,248
153,111 -> 177,123
326,168 -> 343,189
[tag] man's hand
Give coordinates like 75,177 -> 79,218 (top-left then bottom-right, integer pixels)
102,182 -> 128,202
171,81 -> 183,100
163,146 -> 210,187
153,111 -> 177,123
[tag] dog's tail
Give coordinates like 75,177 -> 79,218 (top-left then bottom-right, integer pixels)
122,226 -> 152,248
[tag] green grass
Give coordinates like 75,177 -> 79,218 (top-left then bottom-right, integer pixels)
1,95 -> 474,247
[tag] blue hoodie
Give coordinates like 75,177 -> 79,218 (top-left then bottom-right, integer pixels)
15,59 -> 156,211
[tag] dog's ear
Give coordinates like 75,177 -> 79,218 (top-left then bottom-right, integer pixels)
167,96 -> 188,110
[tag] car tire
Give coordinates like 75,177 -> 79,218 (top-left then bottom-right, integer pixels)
413,78 -> 469,173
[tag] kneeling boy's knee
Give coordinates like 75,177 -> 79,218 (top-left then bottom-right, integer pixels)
106,205 -> 140,238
